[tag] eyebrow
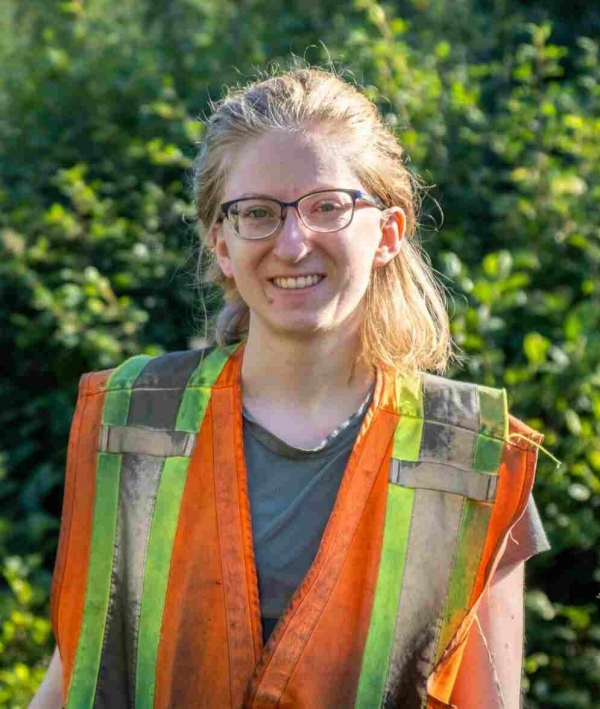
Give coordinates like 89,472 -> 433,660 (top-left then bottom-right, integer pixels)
235,192 -> 275,199
229,186 -> 348,201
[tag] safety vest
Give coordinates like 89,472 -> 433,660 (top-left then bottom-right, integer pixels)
51,344 -> 541,708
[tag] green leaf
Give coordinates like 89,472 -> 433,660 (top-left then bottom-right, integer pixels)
523,332 -> 551,367
565,409 -> 582,435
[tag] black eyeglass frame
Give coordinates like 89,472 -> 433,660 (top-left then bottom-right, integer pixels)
218,188 -> 385,240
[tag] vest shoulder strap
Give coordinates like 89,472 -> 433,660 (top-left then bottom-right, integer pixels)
393,372 -> 508,484
357,373 -> 518,709
97,345 -> 240,454
54,345 -> 241,706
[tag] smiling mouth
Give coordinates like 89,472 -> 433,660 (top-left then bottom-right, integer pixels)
271,275 -> 325,290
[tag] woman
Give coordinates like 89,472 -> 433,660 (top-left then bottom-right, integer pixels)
34,67 -> 549,708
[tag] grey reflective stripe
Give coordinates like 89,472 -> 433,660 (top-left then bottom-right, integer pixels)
419,420 -> 478,471
422,374 -> 479,431
127,349 -> 207,430
95,454 -> 165,706
99,425 -> 196,458
382,489 -> 465,708
390,459 -> 497,502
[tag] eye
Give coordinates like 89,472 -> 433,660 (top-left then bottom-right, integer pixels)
238,202 -> 279,220
246,207 -> 273,219
313,200 -> 343,213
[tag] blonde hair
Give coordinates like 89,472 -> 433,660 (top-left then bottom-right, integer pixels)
194,66 -> 452,374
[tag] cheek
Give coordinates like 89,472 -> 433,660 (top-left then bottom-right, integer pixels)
344,240 -> 378,284
226,245 -> 266,292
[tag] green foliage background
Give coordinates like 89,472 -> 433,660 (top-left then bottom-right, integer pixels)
1,0 -> 599,705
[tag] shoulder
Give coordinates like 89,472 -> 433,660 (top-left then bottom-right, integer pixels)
76,348 -> 216,398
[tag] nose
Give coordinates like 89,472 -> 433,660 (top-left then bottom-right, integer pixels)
272,207 -> 311,263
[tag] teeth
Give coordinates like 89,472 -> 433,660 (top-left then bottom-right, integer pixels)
273,275 -> 323,289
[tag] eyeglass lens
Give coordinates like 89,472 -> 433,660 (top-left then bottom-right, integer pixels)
229,190 -> 355,239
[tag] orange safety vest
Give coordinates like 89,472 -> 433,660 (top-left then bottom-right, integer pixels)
51,344 -> 542,708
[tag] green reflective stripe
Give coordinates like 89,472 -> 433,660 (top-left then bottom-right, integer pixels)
473,435 -> 504,474
176,387 -> 212,435
478,386 -> 508,439
67,453 -> 122,708
434,499 -> 492,663
355,485 -> 415,709
135,456 -> 190,709
102,355 -> 154,426
392,373 -> 424,462
175,344 -> 241,433
474,385 -> 507,474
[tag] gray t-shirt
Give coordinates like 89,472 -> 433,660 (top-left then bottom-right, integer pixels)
244,403 -> 550,643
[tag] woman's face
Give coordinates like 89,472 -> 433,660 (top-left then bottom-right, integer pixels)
213,128 -> 404,342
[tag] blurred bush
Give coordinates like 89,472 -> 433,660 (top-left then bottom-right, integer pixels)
0,556 -> 52,707
1,0 -> 599,705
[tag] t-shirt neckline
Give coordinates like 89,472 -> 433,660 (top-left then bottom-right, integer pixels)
242,382 -> 375,458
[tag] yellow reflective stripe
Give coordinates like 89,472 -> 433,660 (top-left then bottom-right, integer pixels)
393,372 -> 424,462
355,485 -> 415,709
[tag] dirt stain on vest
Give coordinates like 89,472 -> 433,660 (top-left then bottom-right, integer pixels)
382,625 -> 437,709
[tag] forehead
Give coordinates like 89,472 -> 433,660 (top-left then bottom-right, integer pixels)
222,128 -> 362,201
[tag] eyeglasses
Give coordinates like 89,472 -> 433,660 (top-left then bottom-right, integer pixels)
219,189 -> 384,240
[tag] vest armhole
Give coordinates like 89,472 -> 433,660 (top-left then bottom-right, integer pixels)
50,369 -> 112,665
428,412 -> 542,704
51,374 -> 89,639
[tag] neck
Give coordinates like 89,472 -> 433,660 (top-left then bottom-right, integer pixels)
241,317 -> 374,412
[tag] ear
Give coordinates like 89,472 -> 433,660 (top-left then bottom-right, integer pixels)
373,207 -> 406,268
211,221 -> 235,279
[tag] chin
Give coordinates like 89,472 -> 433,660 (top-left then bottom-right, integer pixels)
251,305 -> 361,341
264,316 -> 329,339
